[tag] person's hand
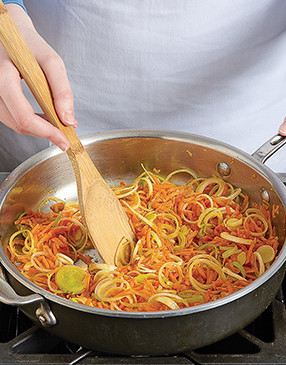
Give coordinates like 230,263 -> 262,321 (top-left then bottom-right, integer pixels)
0,4 -> 78,151
279,117 -> 286,136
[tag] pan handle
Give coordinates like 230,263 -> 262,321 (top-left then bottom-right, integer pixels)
0,265 -> 56,327
252,134 -> 286,164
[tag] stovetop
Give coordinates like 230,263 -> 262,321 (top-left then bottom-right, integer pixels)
1,172 -> 286,365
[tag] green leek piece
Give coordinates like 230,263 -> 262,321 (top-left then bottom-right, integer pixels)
180,294 -> 204,303
222,245 -> 237,259
232,261 -> 246,278
145,212 -> 157,222
198,243 -> 218,258
52,214 -> 62,227
185,295 -> 204,303
237,251 -> 247,265
199,227 -> 204,239
136,274 -> 148,283
256,245 -> 275,263
55,265 -> 86,294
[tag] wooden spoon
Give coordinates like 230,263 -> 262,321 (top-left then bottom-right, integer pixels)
0,2 -> 135,265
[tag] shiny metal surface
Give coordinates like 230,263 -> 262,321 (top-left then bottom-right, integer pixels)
252,133 -> 286,163
0,265 -> 56,327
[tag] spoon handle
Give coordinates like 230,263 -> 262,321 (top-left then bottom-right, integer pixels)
0,1 -> 82,153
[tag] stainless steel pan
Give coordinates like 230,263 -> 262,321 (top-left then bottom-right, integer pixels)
0,130 -> 286,355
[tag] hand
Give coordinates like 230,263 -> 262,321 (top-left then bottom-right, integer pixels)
0,4 -> 78,151
279,117 -> 286,136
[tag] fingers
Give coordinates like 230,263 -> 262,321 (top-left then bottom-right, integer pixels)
278,117 -> 286,136
38,52 -> 78,128
0,5 -> 75,151
0,65 -> 70,151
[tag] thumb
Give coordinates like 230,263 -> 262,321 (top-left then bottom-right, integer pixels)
278,117 -> 286,136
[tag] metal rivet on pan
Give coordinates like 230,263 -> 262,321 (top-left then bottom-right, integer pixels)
37,315 -> 46,324
270,134 -> 284,145
217,162 -> 231,177
261,188 -> 270,203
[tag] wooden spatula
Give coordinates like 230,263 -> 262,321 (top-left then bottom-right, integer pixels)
0,2 -> 135,265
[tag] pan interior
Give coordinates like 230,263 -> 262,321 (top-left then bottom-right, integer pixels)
1,132 -> 286,313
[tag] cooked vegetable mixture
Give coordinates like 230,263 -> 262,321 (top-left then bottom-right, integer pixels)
4,167 -> 280,311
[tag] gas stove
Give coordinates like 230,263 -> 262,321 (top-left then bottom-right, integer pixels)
1,172 -> 286,365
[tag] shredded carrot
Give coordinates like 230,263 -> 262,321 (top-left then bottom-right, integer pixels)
4,168 -> 280,312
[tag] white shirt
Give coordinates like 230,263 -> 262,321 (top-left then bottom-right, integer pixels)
1,0 -> 286,171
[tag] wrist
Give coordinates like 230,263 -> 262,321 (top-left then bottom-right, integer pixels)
2,0 -> 27,13
4,3 -> 34,33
